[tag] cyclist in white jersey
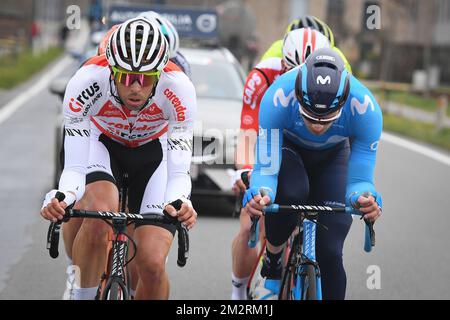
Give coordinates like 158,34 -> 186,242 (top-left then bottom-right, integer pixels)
40,18 -> 197,300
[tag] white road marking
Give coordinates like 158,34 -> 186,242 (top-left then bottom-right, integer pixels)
0,56 -> 72,125
381,131 -> 450,167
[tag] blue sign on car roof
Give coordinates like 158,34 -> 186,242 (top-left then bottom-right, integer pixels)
108,5 -> 219,40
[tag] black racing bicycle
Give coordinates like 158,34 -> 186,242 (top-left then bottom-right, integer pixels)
46,174 -> 189,300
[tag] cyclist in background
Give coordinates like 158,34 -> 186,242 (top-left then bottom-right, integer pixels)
230,28 -> 330,300
243,48 -> 383,300
260,15 -> 352,74
138,11 -> 191,78
41,17 -> 197,300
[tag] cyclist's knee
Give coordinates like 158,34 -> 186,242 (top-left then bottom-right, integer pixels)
136,255 -> 166,283
80,182 -> 119,210
87,198 -> 118,212
78,219 -> 110,245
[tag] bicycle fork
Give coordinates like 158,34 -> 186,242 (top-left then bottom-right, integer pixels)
96,216 -> 130,300
294,219 -> 322,300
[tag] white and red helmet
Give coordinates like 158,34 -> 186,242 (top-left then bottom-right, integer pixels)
282,28 -> 330,69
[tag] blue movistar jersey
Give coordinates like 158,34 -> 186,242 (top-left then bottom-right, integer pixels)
250,66 -> 383,207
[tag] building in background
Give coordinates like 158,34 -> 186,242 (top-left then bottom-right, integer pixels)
0,0 -> 92,54
304,0 -> 450,86
1,0 -> 449,85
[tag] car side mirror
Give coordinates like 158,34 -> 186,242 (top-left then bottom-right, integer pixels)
69,50 -> 83,61
49,78 -> 68,101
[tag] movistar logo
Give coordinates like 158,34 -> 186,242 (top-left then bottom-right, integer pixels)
316,75 -> 331,85
273,88 -> 295,108
351,95 -> 375,116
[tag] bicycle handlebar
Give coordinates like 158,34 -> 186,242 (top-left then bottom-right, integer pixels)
247,203 -> 375,253
46,195 -> 189,266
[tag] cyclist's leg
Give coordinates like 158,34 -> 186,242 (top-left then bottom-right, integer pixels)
264,142 -> 310,254
62,217 -> 83,261
71,180 -> 119,292
61,213 -> 83,299
308,142 -> 352,300
231,207 -> 258,299
255,141 -> 309,299
59,131 -> 84,299
133,163 -> 175,299
134,225 -> 175,299
69,129 -> 121,299
124,135 -> 175,299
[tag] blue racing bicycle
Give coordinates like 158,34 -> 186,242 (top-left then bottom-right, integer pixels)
248,193 -> 375,300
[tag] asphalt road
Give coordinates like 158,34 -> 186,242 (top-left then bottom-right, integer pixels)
1,55 -> 450,300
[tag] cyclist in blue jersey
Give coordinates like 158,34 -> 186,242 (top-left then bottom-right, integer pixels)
243,48 -> 383,300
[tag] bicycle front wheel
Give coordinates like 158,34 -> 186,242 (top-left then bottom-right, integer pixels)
102,279 -> 128,300
301,265 -> 317,300
279,266 -> 295,300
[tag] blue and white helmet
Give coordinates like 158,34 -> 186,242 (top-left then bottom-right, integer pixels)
138,11 -> 180,58
295,48 -> 350,117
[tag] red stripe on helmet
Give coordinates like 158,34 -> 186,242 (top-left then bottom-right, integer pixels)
302,28 -> 308,63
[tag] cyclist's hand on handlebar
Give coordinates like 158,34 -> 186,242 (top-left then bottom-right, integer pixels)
243,187 -> 272,218
164,198 -> 198,230
356,195 -> 382,223
231,169 -> 252,195
40,190 -> 75,222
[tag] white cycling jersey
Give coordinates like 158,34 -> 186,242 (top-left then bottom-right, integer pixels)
58,54 -> 196,204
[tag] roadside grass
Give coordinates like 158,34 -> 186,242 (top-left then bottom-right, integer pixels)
0,47 -> 63,89
372,88 -> 450,117
383,113 -> 450,151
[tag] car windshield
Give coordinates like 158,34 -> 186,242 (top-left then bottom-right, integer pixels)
190,61 -> 243,100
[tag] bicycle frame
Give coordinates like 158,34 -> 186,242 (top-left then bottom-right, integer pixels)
97,216 -> 131,300
261,203 -> 375,300
97,173 -> 132,300
291,218 -> 322,300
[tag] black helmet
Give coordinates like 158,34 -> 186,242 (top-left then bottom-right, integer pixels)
286,15 -> 335,47
295,48 -> 350,118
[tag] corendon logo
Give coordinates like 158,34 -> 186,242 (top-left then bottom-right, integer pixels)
243,72 -> 263,108
69,82 -> 100,113
164,89 -> 186,121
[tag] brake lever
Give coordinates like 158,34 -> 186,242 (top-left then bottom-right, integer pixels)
363,218 -> 376,246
